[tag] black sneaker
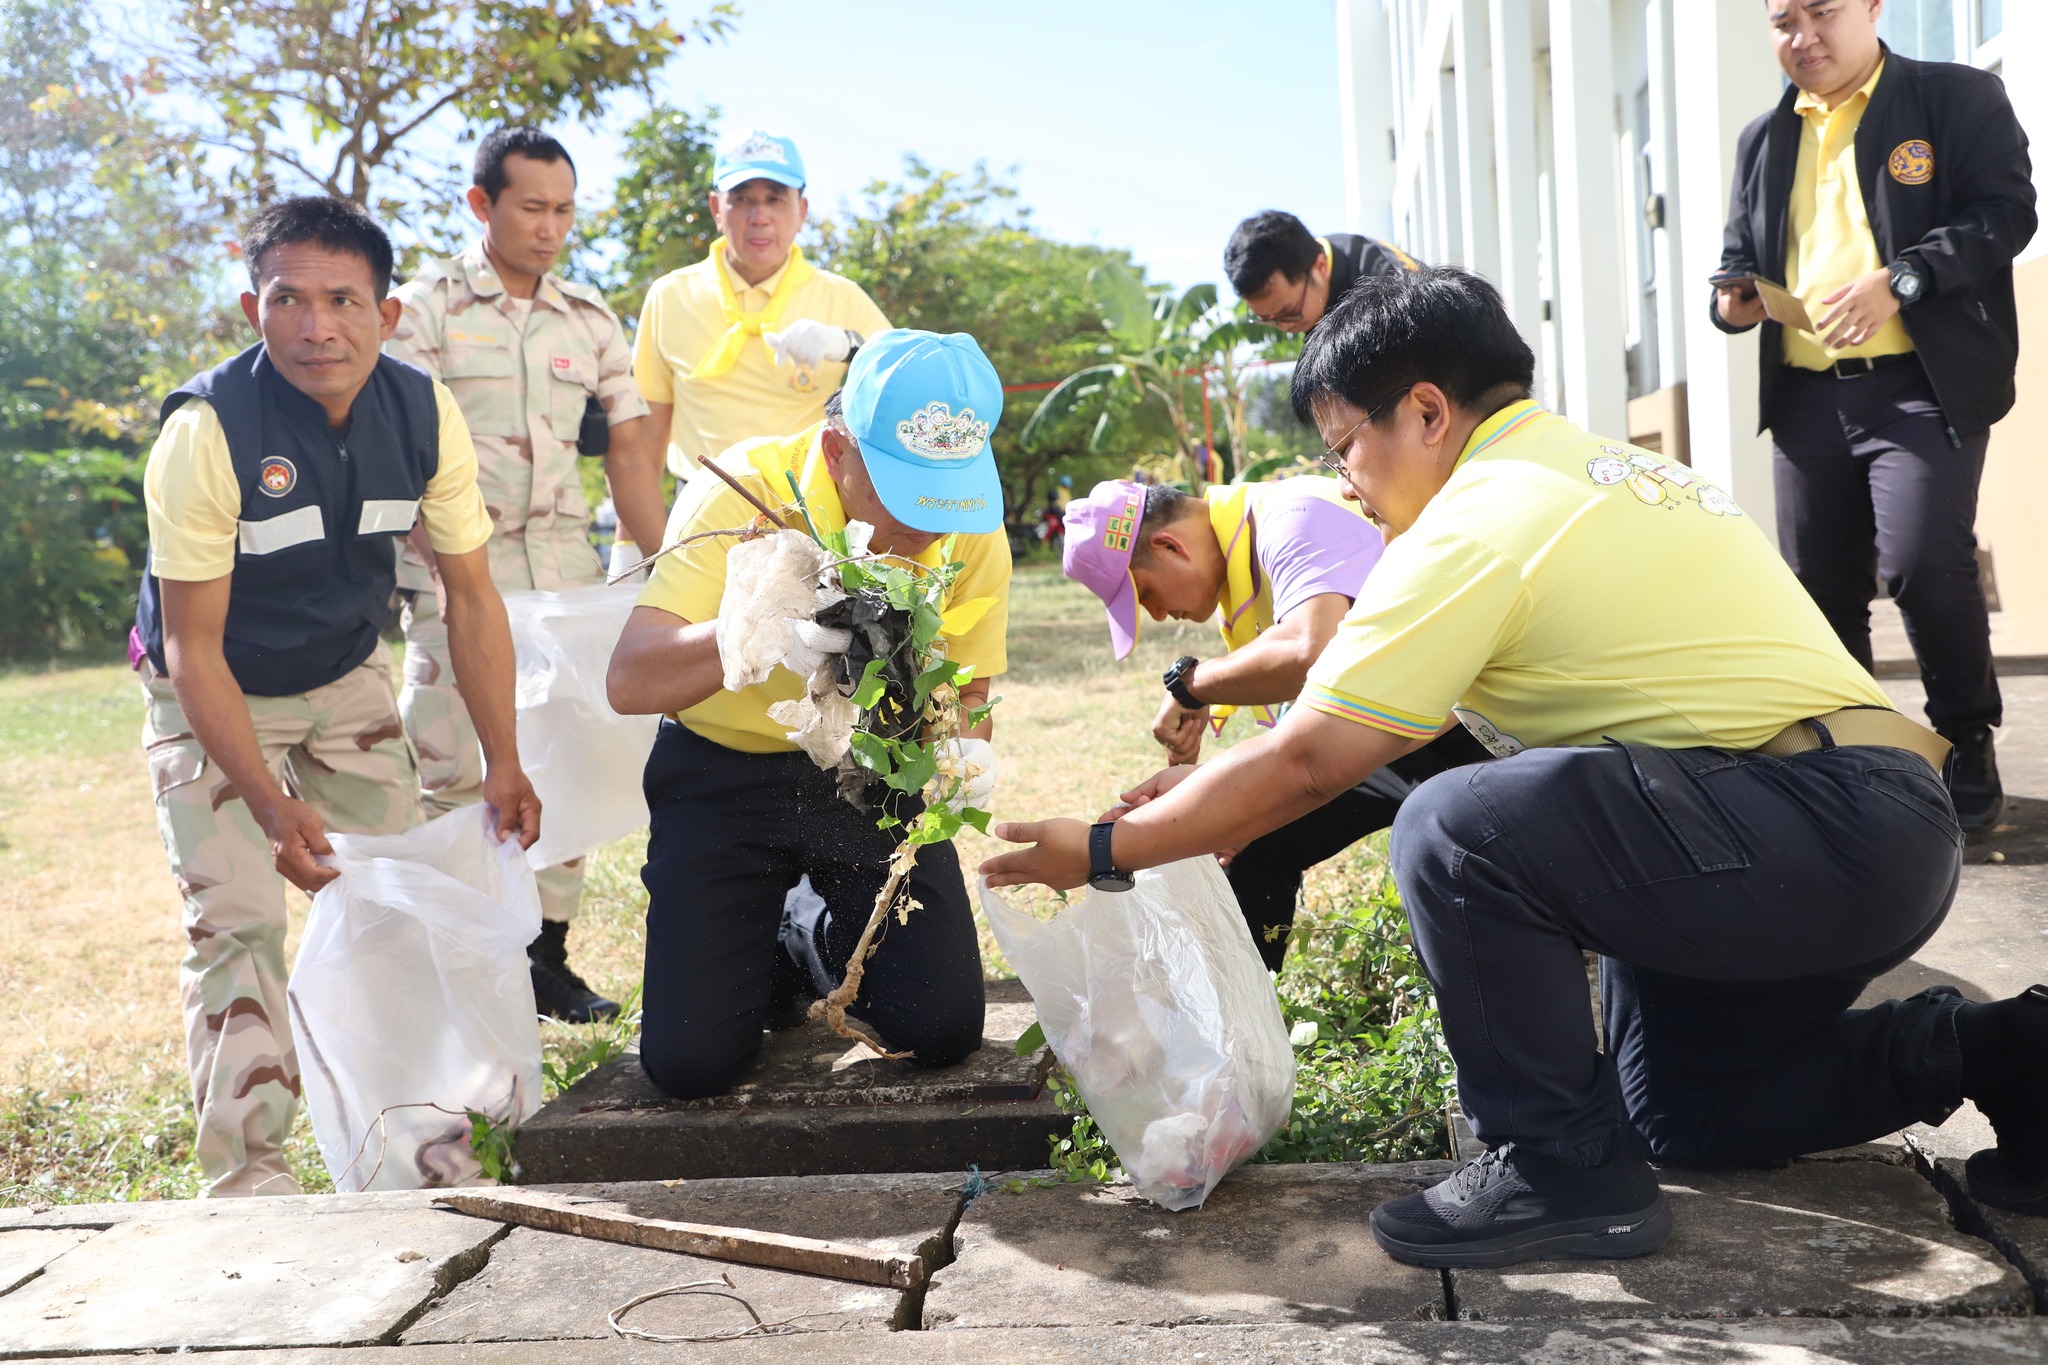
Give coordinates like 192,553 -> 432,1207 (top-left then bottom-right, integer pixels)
1961,984 -> 2048,1215
528,920 -> 620,1025
1942,726 -> 2006,834
1369,1135 -> 1671,1269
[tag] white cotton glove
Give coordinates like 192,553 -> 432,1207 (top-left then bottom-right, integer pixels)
782,617 -> 854,680
764,318 -> 854,369
932,737 -> 998,813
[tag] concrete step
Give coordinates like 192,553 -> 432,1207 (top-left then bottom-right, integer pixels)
512,979 -> 1066,1184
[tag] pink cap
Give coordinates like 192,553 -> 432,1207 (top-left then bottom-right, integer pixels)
1061,479 -> 1149,660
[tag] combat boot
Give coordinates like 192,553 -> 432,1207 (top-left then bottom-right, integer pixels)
1959,984 -> 2048,1215
1941,725 -> 2006,834
528,920 -> 621,1024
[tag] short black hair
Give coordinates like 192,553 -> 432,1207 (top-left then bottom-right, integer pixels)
474,127 -> 576,202
1130,483 -> 1203,568
1225,211 -> 1322,297
241,195 -> 395,298
1291,266 -> 1534,428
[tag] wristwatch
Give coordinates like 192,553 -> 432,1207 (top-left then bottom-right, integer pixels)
1087,821 -> 1134,893
1163,655 -> 1203,710
1888,257 -> 1925,306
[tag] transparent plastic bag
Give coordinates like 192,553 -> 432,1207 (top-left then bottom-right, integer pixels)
503,582 -> 660,870
287,805 -> 544,1192
980,856 -> 1296,1211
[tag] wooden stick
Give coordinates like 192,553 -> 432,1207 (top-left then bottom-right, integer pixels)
433,1190 -> 924,1289
698,457 -> 798,531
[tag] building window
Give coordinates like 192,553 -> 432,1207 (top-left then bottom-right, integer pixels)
1878,0 -> 1955,62
1980,0 -> 2001,43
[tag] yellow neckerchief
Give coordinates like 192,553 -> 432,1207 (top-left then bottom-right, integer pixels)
1202,477 -> 1355,730
692,239 -> 817,380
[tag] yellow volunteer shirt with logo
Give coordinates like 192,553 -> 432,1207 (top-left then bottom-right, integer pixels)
143,388 -> 492,580
1782,58 -> 1915,369
1303,402 -> 1890,755
636,424 -> 1011,754
633,250 -> 891,477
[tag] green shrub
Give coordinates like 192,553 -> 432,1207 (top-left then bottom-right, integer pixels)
0,447 -> 144,660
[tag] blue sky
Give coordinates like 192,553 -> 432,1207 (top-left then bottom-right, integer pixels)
553,0 -> 1349,292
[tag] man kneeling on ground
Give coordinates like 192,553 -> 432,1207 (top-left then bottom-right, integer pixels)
984,267 -> 2047,1267
1061,475 -> 1490,969
607,329 -> 1010,1098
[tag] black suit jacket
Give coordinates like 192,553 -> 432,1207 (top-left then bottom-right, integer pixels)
1712,48 -> 2036,437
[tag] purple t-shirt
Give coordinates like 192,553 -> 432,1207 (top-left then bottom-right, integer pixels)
1254,490 -> 1384,621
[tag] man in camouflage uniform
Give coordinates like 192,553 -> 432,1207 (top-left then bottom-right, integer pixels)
388,128 -> 665,1022
138,195 -> 539,1196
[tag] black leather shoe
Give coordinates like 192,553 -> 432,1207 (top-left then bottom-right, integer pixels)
1961,984 -> 2048,1215
1368,1131 -> 1671,1269
528,920 -> 620,1024
1942,726 -> 2006,834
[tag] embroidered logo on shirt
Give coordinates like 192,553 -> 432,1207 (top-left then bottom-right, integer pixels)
1888,140 -> 1935,186
896,401 -> 990,461
258,457 -> 298,498
913,495 -> 987,512
552,355 -> 572,371
1587,446 -> 1742,517
1102,492 -> 1141,552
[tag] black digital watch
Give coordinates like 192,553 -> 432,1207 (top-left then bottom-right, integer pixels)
1087,821 -> 1134,893
1163,655 -> 1203,710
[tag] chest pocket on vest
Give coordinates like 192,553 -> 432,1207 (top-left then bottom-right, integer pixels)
548,353 -> 597,441
238,504 -> 325,556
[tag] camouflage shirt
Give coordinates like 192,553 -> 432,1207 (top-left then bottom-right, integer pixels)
387,242 -> 650,591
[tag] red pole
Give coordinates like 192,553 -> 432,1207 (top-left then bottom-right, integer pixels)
1200,370 -> 1214,464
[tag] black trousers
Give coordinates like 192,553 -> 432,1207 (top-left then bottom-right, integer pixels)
1228,725 -> 1493,971
1769,361 -> 1999,733
1390,737 -> 1966,1169
637,721 -> 985,1099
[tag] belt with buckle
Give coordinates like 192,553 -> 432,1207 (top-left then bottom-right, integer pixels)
1827,353 -> 1917,379
1756,706 -> 1950,771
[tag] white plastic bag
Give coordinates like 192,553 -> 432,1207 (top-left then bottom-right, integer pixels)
287,805 -> 544,1192
503,582 -> 660,870
981,856 -> 1296,1211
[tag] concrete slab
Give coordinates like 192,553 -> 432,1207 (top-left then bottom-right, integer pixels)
1453,1156 -> 2030,1320
515,980 -> 1066,1183
1930,1155 -> 2048,1311
922,1162 -> 1448,1328
44,1318 -> 2048,1363
0,1203 -> 505,1356
403,1172 -> 964,1343
0,1227 -> 96,1296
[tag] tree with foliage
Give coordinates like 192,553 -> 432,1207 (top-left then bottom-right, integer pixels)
587,103 -> 720,316
160,0 -> 736,243
812,160 -> 1146,528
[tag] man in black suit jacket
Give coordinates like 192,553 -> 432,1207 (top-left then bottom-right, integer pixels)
1713,0 -> 2036,832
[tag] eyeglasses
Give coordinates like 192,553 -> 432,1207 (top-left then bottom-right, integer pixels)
1316,386 -> 1414,493
1250,271 -> 1316,327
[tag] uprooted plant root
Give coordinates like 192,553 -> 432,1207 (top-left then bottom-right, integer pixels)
808,840 -> 920,1058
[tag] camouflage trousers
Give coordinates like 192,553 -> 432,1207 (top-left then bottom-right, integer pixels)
142,654 -> 421,1197
398,589 -> 585,922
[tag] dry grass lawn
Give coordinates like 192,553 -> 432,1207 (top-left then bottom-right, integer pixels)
0,564 -> 1380,1202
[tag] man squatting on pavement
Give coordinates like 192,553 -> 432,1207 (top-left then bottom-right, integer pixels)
607,330 -> 1010,1098
630,129 -> 891,500
136,196 -> 540,1197
1713,0 -> 2036,835
387,127 -> 667,1022
984,267 -> 2048,1268
1059,474 -> 1490,970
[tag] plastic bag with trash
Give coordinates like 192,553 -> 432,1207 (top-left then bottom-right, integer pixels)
503,582 -> 660,870
287,805 -> 544,1192
980,856 -> 1296,1211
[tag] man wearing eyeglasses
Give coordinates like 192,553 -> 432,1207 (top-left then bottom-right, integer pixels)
987,266 -> 2048,1267
1225,210 -> 1421,332
1059,473 -> 1490,970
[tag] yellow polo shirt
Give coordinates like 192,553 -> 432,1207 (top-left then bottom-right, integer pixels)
1303,402 -> 1889,755
638,424 -> 1011,753
144,388 -> 492,581
1783,59 -> 1915,369
633,250 -> 891,476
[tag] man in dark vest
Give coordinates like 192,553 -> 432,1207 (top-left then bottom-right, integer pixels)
135,195 -> 541,1196
1713,0 -> 2036,832
1224,210 -> 1421,333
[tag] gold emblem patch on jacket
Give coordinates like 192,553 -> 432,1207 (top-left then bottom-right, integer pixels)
1889,140 -> 1935,186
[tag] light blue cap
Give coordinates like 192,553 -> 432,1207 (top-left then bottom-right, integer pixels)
712,129 -> 805,193
843,330 -> 1006,535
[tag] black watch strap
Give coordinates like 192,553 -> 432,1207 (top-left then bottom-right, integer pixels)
844,329 -> 865,360
1087,821 -> 1134,892
1164,655 -> 1203,710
